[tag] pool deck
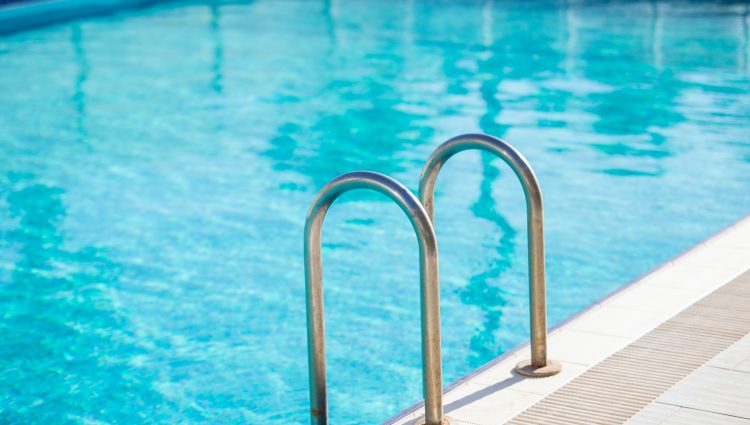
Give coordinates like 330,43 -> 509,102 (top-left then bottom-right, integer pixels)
386,214 -> 750,425
626,332 -> 750,425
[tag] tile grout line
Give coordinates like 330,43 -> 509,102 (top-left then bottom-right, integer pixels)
654,402 -> 750,422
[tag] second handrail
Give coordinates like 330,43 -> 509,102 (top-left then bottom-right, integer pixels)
418,133 -> 560,377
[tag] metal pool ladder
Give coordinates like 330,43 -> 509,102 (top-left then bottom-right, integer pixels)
302,134 -> 559,425
419,133 -> 561,377
304,171 -> 448,425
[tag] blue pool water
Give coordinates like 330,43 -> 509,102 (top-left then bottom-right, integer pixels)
1,0 -> 749,423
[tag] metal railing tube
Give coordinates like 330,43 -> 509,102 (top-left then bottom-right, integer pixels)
418,133 -> 561,377
304,171 -> 447,424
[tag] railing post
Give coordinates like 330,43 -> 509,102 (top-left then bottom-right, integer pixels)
304,171 -> 451,424
418,133 -> 561,378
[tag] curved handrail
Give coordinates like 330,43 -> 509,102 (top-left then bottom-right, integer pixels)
304,171 -> 446,424
418,133 -> 560,377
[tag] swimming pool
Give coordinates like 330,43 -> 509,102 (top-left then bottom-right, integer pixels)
1,0 -> 749,423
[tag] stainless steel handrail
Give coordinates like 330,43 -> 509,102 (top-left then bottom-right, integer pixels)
304,171 -> 448,425
418,133 -> 561,377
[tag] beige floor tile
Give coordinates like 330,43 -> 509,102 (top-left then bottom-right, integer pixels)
445,385 -> 540,425
546,328 -> 631,366
603,283 -> 701,313
657,366 -> 750,419
710,334 -> 750,371
714,219 -> 750,250
679,243 -> 750,272
398,383 -> 540,425
640,263 -> 740,293
566,304 -> 669,338
625,403 -> 679,425
736,358 -> 750,373
661,407 -> 750,425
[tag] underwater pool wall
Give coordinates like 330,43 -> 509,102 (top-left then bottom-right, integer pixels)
0,0 -> 162,34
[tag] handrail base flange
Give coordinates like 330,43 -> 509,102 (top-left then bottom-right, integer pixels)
515,359 -> 562,378
414,416 -> 455,425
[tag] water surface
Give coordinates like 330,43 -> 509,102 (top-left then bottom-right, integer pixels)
1,0 -> 749,423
